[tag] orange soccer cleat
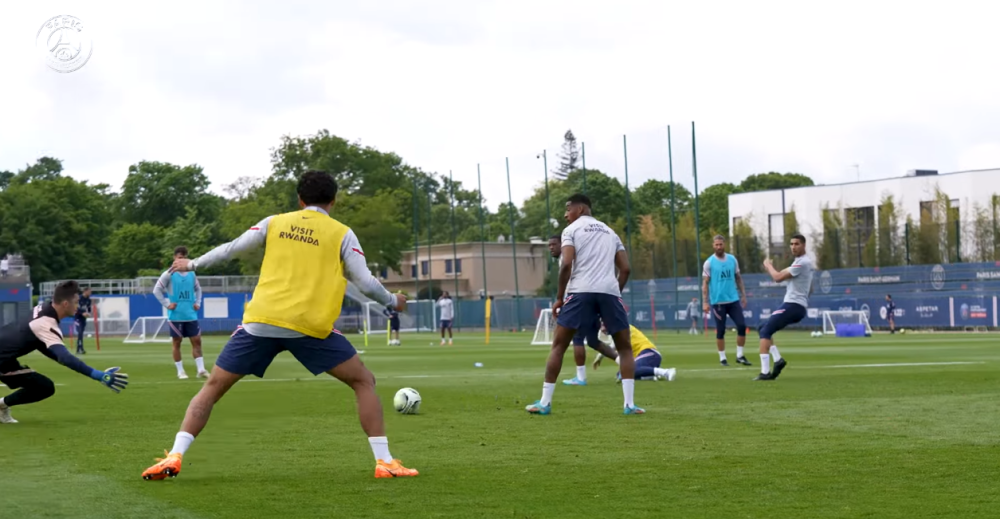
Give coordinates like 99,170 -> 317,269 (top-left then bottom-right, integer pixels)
374,459 -> 419,478
142,451 -> 183,481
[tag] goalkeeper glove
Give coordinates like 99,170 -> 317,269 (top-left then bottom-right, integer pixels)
90,366 -> 129,393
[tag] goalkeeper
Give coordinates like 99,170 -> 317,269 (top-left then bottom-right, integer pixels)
591,323 -> 676,382
0,280 -> 129,424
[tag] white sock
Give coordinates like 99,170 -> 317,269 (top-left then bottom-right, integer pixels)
760,354 -> 771,374
368,436 -> 392,462
769,345 -> 782,362
540,382 -> 556,406
575,366 -> 587,381
622,379 -> 635,408
169,432 -> 195,456
653,368 -> 669,377
195,356 -> 206,372
0,397 -> 6,408
737,346 -> 745,358
175,361 -> 184,373
718,351 -> 727,362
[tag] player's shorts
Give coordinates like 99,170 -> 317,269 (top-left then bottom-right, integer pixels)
571,319 -> 601,348
558,293 -> 629,335
168,321 -> 201,338
759,303 -> 807,340
440,319 -> 452,329
389,318 -> 400,332
216,326 -> 357,378
74,316 -> 87,333
711,301 -> 746,339
635,349 -> 662,369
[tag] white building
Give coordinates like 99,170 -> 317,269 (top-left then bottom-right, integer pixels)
727,168 -> 1000,257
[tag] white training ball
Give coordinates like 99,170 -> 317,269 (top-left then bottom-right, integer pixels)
393,387 -> 421,414
87,333 -> 93,338
474,362 -> 484,368
900,329 -> 906,334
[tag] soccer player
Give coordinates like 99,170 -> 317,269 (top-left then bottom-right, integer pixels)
74,287 -> 92,354
686,297 -> 700,335
547,234 -> 617,386
702,235 -> 751,366
154,246 -> 208,380
885,294 -> 896,334
0,281 -> 128,424
437,292 -> 454,345
384,305 -> 401,345
755,234 -> 813,381
141,170 -> 417,481
525,194 -> 643,415
592,323 -> 676,382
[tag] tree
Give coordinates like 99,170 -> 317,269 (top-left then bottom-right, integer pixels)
731,215 -> 764,274
224,176 -> 263,201
0,170 -> 12,190
698,182 -> 738,235
118,161 -> 218,228
335,190 -> 412,273
813,204 -> 845,270
738,172 -> 814,193
553,130 -> 580,179
104,223 -> 166,278
875,194 -> 905,267
632,179 -> 693,227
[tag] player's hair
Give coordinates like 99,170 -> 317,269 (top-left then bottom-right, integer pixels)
791,233 -> 806,244
298,170 -> 338,206
549,234 -> 561,240
713,234 -> 725,242
174,246 -> 188,257
53,280 -> 80,304
566,193 -> 592,208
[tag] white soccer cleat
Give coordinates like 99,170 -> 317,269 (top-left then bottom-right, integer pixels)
178,372 -> 189,380
448,339 -> 453,345
197,370 -> 210,379
665,368 -> 677,382
0,405 -> 18,424
440,340 -> 446,345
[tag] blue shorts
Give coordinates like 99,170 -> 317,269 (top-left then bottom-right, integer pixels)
635,350 -> 662,369
759,303 -> 807,340
216,327 -> 357,378
74,316 -> 87,333
168,321 -> 201,339
572,319 -> 601,348
440,319 -> 452,329
389,318 -> 400,332
711,301 -> 746,339
558,293 -> 629,335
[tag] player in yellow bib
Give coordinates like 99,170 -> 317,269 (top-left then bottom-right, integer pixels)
592,325 -> 676,382
142,171 -> 417,481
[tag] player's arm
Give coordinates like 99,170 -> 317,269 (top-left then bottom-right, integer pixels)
701,259 -> 711,309
341,230 -> 399,308
184,218 -> 270,272
556,245 -> 575,301
734,259 -> 748,304
30,319 -> 128,392
153,271 -> 172,308
613,234 -> 630,292
764,257 -> 797,282
194,277 -> 203,310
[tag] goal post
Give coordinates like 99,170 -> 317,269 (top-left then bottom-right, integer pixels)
822,310 -> 872,337
123,317 -> 172,343
362,299 -> 437,335
531,309 -> 553,345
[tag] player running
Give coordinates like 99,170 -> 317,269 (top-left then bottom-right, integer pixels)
885,294 -> 896,334
141,171 -> 417,481
526,194 -> 643,415
755,234 -> 813,381
437,292 -> 454,345
0,281 -> 128,424
154,247 -> 208,380
702,235 -> 751,366
592,324 -> 676,382
547,234 -> 617,386
74,287 -> 92,354
384,306 -> 401,345
686,297 -> 700,335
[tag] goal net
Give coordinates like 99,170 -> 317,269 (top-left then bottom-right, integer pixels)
362,300 -> 437,334
123,317 -> 172,343
822,310 -> 872,337
532,308 -> 613,345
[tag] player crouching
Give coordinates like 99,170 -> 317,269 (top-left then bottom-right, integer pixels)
592,324 -> 676,382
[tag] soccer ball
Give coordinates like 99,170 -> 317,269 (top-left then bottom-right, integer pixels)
811,331 -> 823,338
900,328 -> 907,334
393,388 -> 421,414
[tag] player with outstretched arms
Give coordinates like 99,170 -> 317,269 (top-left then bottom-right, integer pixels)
142,171 -> 417,480
546,234 -> 618,386
437,292 -> 454,345
702,235 -> 751,366
754,234 -> 813,381
154,246 -> 208,379
0,281 -> 128,424
74,287 -> 92,354
525,194 -> 643,415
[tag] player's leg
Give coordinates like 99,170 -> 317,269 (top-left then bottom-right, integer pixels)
447,321 -> 453,343
755,304 -> 804,381
528,296 -> 583,414
713,305 -> 729,366
635,351 -> 674,381
598,295 -> 642,414
690,316 -> 698,334
75,317 -> 87,354
0,369 -> 57,423
187,322 -> 209,378
143,328 -> 278,480
730,303 -> 751,365
889,315 -> 895,334
168,323 -> 187,379
289,331 -> 418,477
564,324 -> 591,386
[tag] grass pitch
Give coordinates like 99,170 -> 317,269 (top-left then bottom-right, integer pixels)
1,330 -> 999,518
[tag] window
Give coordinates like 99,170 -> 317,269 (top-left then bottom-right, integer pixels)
732,216 -> 743,230
380,267 -> 388,279
411,264 -> 417,278
445,259 -> 463,274
455,259 -> 462,274
421,261 -> 429,276
445,259 -> 452,273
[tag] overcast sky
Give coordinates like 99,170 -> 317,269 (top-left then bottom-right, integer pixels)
2,1 -> 999,210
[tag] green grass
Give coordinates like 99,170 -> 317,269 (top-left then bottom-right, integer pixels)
2,330 -> 999,518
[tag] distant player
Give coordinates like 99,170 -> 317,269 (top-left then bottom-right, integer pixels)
154,246 -> 208,380
702,235 -> 751,366
885,294 -> 896,334
592,323 -> 676,382
755,234 -> 813,381
526,194 -> 643,415
74,287 -> 92,354
686,297 -> 700,335
384,305 -> 401,345
437,292 -> 454,345
141,171 -> 417,481
0,281 -> 128,424
548,234 -> 617,386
